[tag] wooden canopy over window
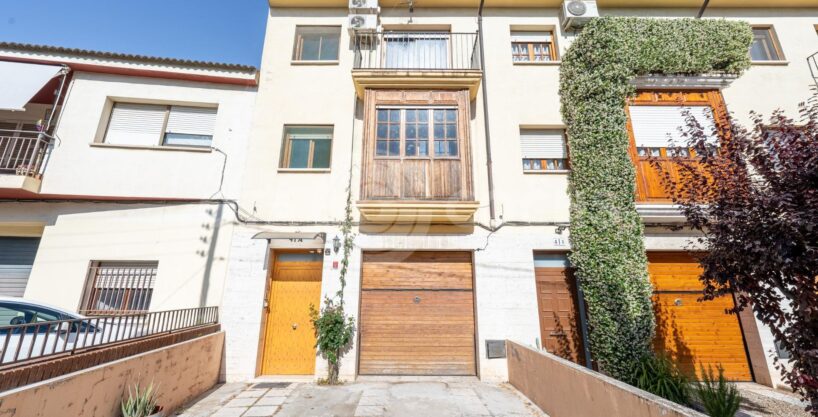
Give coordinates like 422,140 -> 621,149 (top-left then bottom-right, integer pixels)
626,90 -> 729,203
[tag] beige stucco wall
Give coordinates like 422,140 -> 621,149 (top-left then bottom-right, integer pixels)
507,341 -> 707,417
0,332 -> 224,417
1,201 -> 236,313
35,71 -> 257,199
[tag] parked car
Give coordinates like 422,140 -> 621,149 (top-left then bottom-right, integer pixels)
0,297 -> 146,365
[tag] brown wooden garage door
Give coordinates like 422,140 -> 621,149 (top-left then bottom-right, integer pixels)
648,252 -> 753,381
359,251 -> 476,376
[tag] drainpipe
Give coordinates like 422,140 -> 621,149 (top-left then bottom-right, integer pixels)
477,0 -> 496,222
696,0 -> 710,18
44,66 -> 71,133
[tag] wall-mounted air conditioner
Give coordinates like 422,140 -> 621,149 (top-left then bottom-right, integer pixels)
349,0 -> 379,12
348,14 -> 378,34
560,0 -> 599,31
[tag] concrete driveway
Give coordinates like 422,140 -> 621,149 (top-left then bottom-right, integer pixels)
177,378 -> 547,417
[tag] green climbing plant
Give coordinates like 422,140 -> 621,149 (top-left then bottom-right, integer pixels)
559,17 -> 752,380
310,183 -> 356,385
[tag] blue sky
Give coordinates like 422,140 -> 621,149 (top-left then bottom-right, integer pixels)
0,0 -> 268,67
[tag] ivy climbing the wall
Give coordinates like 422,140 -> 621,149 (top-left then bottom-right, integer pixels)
559,17 -> 752,380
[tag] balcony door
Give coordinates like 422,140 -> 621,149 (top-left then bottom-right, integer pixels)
384,32 -> 450,70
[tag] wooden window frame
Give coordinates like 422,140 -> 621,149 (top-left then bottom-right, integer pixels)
511,30 -> 558,63
279,125 -> 334,170
373,106 -> 461,162
292,26 -> 342,62
749,25 -> 785,62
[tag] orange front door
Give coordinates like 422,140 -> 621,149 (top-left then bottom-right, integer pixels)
260,253 -> 323,375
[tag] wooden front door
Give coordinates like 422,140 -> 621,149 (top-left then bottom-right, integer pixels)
359,251 -> 476,376
649,252 -> 753,381
534,264 -> 586,366
260,253 -> 323,375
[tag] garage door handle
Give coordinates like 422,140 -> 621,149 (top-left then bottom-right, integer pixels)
550,331 -> 565,336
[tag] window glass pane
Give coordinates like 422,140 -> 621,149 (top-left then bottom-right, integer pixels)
163,133 -> 213,147
377,109 -> 388,122
376,140 -> 387,156
406,124 -> 417,139
448,141 -> 458,156
446,125 -> 457,139
405,141 -> 417,156
289,139 -> 310,168
434,125 -> 445,139
750,28 -> 780,61
312,139 -> 331,168
283,126 -> 333,169
389,124 -> 399,139
388,141 -> 400,156
294,27 -> 341,61
418,125 -> 429,138
377,124 -> 388,139
320,34 -> 340,60
418,141 -> 428,156
300,35 -> 322,60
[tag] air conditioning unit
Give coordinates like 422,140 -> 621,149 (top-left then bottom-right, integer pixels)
349,0 -> 378,12
560,0 -> 599,31
348,14 -> 378,33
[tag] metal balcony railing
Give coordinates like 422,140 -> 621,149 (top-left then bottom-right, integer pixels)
809,51 -> 818,87
354,32 -> 481,71
0,130 -> 51,178
0,306 -> 218,368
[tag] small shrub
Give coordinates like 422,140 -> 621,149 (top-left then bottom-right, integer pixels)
310,297 -> 355,385
630,354 -> 691,406
694,365 -> 742,417
121,382 -> 159,417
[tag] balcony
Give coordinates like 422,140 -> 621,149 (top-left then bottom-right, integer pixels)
357,90 -> 479,225
0,130 -> 51,196
352,32 -> 483,99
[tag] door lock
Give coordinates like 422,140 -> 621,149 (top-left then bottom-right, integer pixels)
414,296 -> 421,304
292,323 -> 298,330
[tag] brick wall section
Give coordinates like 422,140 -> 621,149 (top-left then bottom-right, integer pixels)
0,330 -> 224,417
0,324 -> 220,391
507,341 -> 708,417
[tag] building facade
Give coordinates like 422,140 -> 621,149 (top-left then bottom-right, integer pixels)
0,44 -> 258,317
1,0 -> 814,391
219,0 -> 816,389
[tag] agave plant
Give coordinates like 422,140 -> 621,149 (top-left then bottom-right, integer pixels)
629,354 -> 691,406
121,382 -> 160,417
693,365 -> 742,417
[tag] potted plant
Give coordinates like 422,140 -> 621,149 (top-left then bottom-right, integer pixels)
121,382 -> 163,417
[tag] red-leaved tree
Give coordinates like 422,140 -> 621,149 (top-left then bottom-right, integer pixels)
655,96 -> 818,415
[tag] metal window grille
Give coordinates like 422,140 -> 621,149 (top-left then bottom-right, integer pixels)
82,262 -> 157,316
